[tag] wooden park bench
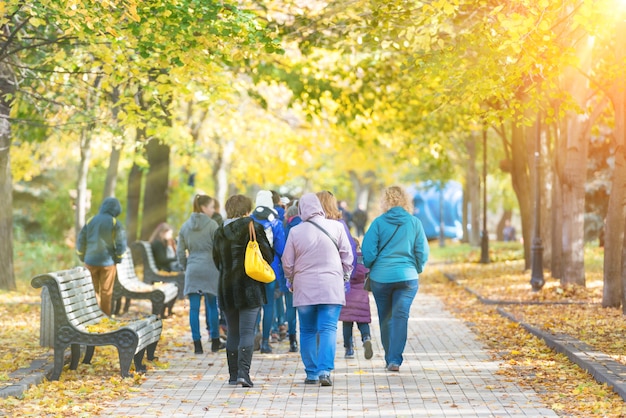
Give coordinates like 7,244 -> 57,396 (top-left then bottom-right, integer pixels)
31,267 -> 163,380
132,241 -> 185,299
112,252 -> 178,318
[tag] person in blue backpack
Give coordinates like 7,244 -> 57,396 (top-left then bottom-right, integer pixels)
251,190 -> 287,354
76,196 -> 127,316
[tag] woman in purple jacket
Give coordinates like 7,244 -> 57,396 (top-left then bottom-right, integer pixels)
282,193 -> 353,387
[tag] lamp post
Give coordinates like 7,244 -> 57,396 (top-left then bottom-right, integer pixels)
530,113 -> 545,291
480,125 -> 490,264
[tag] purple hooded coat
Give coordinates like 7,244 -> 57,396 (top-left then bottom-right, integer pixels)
282,193 -> 353,308
338,253 -> 371,323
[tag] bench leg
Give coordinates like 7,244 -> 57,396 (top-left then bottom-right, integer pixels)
113,297 -> 122,315
118,347 -> 135,378
50,343 -> 68,381
146,341 -> 158,361
70,344 -> 82,370
82,345 -> 95,364
134,348 -> 147,373
123,297 -> 131,313
166,300 -> 176,317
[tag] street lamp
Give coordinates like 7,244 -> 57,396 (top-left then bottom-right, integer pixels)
480,125 -> 490,264
530,113 -> 545,291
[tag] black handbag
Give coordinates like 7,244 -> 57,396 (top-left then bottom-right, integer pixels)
363,225 -> 400,292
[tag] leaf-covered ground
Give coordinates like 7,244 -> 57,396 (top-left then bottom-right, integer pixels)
2,242 -> 626,416
422,243 -> 626,417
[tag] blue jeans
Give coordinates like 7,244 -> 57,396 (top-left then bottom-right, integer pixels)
342,321 -> 371,348
370,279 -> 418,367
188,293 -> 219,341
273,293 -> 285,333
255,281 -> 275,340
297,304 -> 342,380
284,291 -> 297,336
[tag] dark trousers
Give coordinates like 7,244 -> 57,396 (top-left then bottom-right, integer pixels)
224,306 -> 261,351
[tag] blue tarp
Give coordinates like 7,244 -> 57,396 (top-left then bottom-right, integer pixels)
410,181 -> 463,241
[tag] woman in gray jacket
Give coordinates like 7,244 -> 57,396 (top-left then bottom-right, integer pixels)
177,194 -> 221,354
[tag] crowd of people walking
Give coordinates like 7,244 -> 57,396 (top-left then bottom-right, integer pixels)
77,186 -> 429,388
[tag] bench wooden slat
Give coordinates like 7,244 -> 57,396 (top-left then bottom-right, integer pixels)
31,266 -> 163,380
112,252 -> 178,317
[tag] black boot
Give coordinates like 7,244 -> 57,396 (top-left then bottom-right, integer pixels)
237,346 -> 254,387
289,334 -> 298,353
211,338 -> 224,353
193,340 -> 203,354
227,349 -> 238,385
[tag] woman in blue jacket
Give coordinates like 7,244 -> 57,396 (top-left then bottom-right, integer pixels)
362,186 -> 429,372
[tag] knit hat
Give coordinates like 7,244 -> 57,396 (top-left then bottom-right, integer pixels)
255,190 -> 274,209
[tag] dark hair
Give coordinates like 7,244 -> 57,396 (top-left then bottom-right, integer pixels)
225,195 -> 252,218
271,190 -> 280,205
193,194 -> 213,213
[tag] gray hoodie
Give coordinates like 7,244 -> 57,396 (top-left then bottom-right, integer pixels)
177,212 -> 220,296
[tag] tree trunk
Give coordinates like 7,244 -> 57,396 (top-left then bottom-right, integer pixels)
126,126 -> 145,244
126,162 -> 143,244
76,128 -> 92,236
540,124 -> 553,267
510,121 -> 533,270
606,19 -> 626,309
103,86 -> 122,199
551,138 -> 564,279
466,133 -> 480,246
0,62 -> 16,291
103,145 -> 121,199
212,137 -> 235,217
560,123 -> 588,287
141,138 -> 170,240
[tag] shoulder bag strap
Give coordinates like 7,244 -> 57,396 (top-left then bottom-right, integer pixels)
370,225 -> 400,269
306,220 -> 339,250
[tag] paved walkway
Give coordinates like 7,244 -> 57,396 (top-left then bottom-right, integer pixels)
99,293 -> 557,417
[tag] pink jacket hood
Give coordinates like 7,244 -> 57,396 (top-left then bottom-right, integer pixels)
283,193 -> 353,307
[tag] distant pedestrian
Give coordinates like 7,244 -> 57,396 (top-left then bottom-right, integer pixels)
352,205 -> 368,239
282,193 -> 353,386
213,194 -> 274,387
362,186 -> 429,372
76,197 -> 127,316
502,220 -> 516,242
250,190 -> 286,354
282,201 -> 301,353
177,194 -> 222,354
149,222 -> 181,272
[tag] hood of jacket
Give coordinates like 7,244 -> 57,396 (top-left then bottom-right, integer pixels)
222,217 -> 252,243
252,206 -> 277,222
99,197 -> 122,217
189,212 -> 213,231
382,206 -> 413,225
298,193 -> 325,222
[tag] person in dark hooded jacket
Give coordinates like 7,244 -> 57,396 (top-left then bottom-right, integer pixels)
76,196 -> 127,316
213,194 -> 274,388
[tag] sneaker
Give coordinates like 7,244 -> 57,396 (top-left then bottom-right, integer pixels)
304,378 -> 319,385
363,339 -> 373,360
319,373 -> 333,386
386,363 -> 400,372
344,347 -> 355,359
